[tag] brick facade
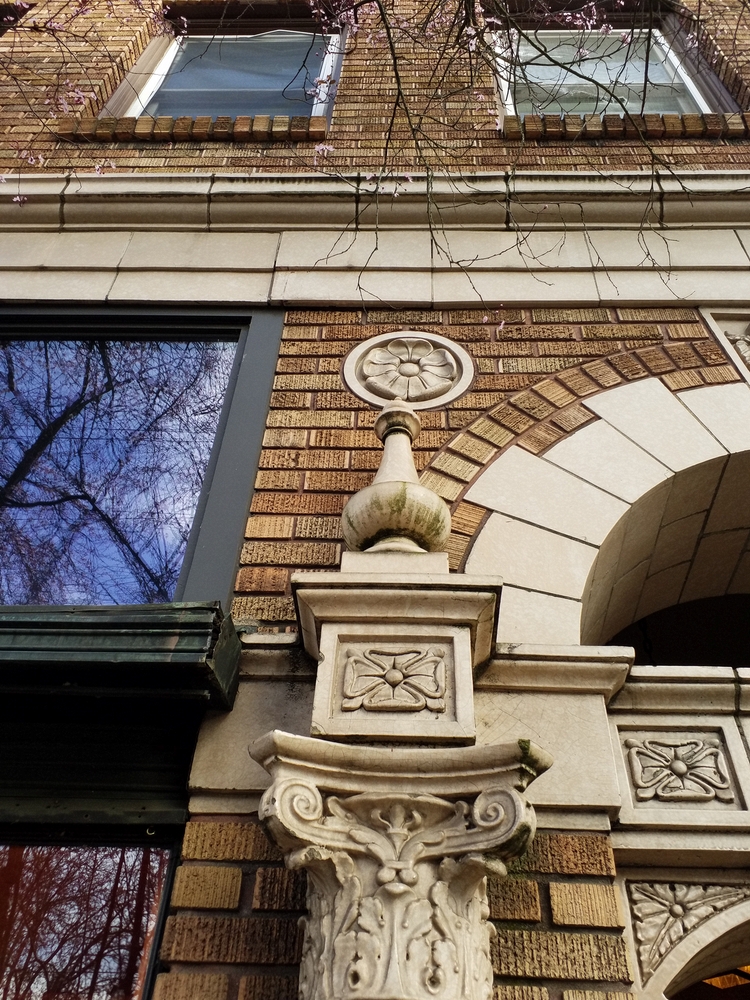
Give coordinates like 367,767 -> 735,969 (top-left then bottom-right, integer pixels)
234,306 -> 740,630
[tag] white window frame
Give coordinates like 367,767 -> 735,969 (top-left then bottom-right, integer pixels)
494,27 -> 712,117
102,30 -> 343,120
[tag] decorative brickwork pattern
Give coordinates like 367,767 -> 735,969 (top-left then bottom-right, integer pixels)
500,112 -> 750,141
234,307 -> 738,630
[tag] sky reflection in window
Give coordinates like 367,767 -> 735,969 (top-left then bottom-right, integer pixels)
0,339 -> 236,604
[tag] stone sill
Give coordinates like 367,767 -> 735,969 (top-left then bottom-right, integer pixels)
51,114 -> 329,143
500,111 -> 750,141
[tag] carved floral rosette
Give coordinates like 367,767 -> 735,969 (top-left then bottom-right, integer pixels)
252,733 -> 551,1000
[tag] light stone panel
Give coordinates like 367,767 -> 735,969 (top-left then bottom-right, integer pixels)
677,383 -> 750,453
584,379 -> 728,472
311,622 -> 475,743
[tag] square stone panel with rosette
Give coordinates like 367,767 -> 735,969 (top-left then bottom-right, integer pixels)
622,729 -> 739,809
311,622 -> 476,743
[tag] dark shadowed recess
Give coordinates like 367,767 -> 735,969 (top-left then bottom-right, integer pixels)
610,595 -> 750,667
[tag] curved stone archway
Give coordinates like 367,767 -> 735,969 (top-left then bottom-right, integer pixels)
460,377 -> 750,646
642,897 -> 750,1000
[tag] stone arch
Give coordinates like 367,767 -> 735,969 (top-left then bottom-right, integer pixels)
456,377 -> 750,646
643,898 -> 750,1000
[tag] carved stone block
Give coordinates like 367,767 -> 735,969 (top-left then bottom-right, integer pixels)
311,623 -> 475,742
621,730 -> 737,808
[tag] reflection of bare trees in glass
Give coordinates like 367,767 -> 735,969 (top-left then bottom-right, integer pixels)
0,339 -> 236,605
0,844 -> 171,1000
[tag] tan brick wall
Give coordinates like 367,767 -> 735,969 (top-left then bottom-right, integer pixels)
232,306 -> 740,631
1,0 -> 750,174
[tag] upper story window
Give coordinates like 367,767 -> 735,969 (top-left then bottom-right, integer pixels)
104,28 -> 341,120
495,27 -> 723,116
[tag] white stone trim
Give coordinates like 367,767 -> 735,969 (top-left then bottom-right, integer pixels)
463,379 -> 750,645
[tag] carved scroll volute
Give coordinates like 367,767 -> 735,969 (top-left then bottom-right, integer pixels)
252,733 -> 552,1000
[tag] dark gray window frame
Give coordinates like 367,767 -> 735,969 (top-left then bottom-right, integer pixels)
0,306 -> 283,614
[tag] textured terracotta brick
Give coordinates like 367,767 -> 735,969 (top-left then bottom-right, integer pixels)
235,567 -> 288,593
533,380 -> 576,407
296,516 -> 344,539
664,343 -> 701,368
232,597 -> 296,622
661,369 -> 704,390
246,516 -> 295,539
239,976 -> 299,1000
368,309 -> 437,323
667,323 -> 709,340
617,308 -> 697,322
182,822 -> 282,862
550,404 -> 596,432
251,494 -> 347,515
496,988 -> 549,1000
487,877 -> 541,921
277,358 -> 318,373
316,391 -> 367,409
266,411 -> 352,428
533,309 -> 609,323
282,325 -> 320,341
514,834 -> 615,876
255,471 -> 303,491
263,430 -> 308,448
515,325 -> 577,341
701,364 -> 740,383
581,360 -> 622,387
491,929 -> 631,981
634,347 -> 674,374
269,392 -> 312,409
260,450 -> 348,470
252,868 -> 307,910
274,374 -> 342,390
502,358 -> 581,374
171,866 -> 242,911
419,471 -> 463,501
517,424 -> 564,453
350,450 -> 384,470
583,324 -> 660,341
538,342 -> 615,357
241,541 -> 339,566
452,392 -> 509,409
511,391 -> 556,419
287,311 -> 361,324
556,370 -> 599,396
162,915 -> 302,964
695,341 -> 729,364
432,452 -> 481,482
153,973 -> 228,1000
304,471 -> 371,491
607,354 -> 648,380
447,533 -> 470,569
449,309 -> 523,324
493,404 -> 535,433
452,501 -> 487,535
448,433 -> 498,464
460,420 -> 509,453
311,429 -> 380,448
550,883 -> 624,929
563,992 -> 634,1000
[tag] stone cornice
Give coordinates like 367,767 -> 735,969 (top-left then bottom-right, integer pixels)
4,170 -> 750,231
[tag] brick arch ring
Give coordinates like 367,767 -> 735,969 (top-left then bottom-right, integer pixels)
419,377 -> 750,647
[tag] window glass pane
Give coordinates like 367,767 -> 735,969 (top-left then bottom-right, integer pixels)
145,30 -> 328,118
0,338 -> 237,605
511,31 -> 702,114
0,844 -> 171,1000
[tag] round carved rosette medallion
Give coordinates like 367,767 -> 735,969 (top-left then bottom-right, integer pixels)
343,331 -> 474,409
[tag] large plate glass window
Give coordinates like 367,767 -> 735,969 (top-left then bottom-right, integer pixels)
0,840 -> 173,1000
0,311 -> 282,609
496,29 -> 712,115
113,30 -> 341,119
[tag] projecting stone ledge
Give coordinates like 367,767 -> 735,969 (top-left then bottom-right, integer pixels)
251,731 -> 552,1000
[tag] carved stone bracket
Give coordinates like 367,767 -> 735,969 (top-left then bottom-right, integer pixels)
251,731 -> 552,1000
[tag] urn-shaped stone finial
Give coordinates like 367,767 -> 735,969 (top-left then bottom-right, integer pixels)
341,398 -> 451,554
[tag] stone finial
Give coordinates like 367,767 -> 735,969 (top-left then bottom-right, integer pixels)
341,398 -> 451,554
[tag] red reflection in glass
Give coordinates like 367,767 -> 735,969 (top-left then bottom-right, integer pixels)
0,844 -> 171,1000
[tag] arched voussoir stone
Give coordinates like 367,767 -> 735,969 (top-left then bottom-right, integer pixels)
451,378 -> 750,646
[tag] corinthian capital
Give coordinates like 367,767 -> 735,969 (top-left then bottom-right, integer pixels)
251,732 -> 551,1000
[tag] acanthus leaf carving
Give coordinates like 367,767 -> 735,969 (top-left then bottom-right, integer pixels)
629,882 -> 750,981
